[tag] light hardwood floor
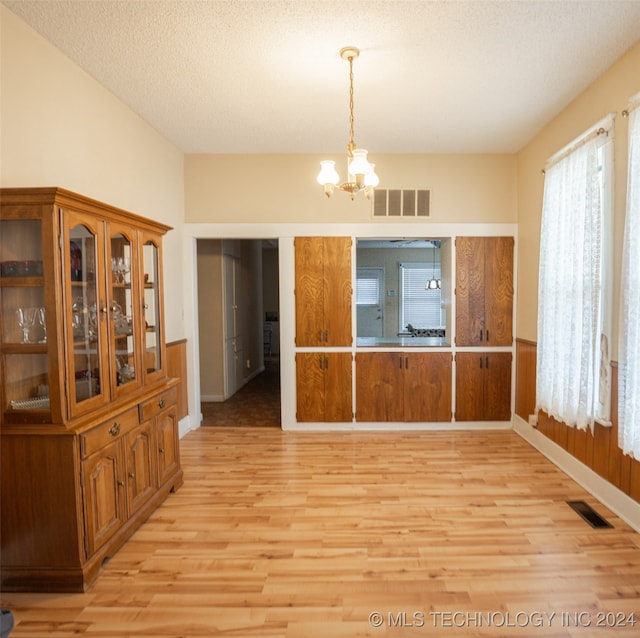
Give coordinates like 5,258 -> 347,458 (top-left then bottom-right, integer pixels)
2,427 -> 640,637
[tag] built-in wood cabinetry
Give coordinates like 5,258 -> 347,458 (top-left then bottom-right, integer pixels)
356,352 -> 452,422
292,234 -> 513,425
456,236 -> 514,347
455,352 -> 512,421
295,352 -> 352,422
0,187 -> 182,592
295,237 -> 352,346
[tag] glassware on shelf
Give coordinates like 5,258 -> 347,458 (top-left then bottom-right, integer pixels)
16,307 -> 37,343
111,256 -> 131,284
37,307 -> 47,343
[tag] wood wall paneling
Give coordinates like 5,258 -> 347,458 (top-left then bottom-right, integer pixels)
515,339 -> 638,504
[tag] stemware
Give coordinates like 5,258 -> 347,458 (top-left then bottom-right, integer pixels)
16,307 -> 37,343
37,307 -> 47,342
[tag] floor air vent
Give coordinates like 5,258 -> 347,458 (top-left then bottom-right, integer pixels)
372,189 -> 431,219
567,500 -> 613,528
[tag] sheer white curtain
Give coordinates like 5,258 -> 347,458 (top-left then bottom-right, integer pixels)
536,121 -> 612,431
619,95 -> 640,459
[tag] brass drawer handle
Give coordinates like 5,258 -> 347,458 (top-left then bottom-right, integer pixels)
158,398 -> 166,409
109,422 -> 121,437
128,472 -> 135,479
159,447 -> 165,454
117,480 -> 125,487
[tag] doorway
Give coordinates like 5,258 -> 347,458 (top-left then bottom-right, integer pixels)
196,238 -> 281,426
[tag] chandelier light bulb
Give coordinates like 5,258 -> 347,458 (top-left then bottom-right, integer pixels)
364,163 -> 379,187
348,148 -> 372,177
317,160 -> 340,186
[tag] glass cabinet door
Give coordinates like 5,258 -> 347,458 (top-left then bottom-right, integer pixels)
0,218 -> 52,422
63,212 -> 109,416
108,225 -> 142,397
141,237 -> 164,381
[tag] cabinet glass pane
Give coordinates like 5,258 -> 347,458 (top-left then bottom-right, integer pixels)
142,241 -> 161,375
2,288 -> 46,344
4,353 -> 50,411
110,233 -> 137,388
1,219 -> 50,417
69,225 -> 103,403
0,220 -> 43,277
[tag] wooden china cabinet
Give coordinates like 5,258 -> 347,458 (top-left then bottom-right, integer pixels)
0,187 -> 182,592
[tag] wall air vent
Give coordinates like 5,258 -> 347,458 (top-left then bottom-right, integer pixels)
372,189 -> 431,219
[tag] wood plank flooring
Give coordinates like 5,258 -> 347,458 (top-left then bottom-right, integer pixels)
2,427 -> 640,637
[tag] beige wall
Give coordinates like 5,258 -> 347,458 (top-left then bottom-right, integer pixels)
0,5 -> 185,342
185,153 -> 517,224
516,41 -> 640,353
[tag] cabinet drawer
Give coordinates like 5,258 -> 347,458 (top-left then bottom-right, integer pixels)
139,386 -> 177,422
80,407 -> 139,459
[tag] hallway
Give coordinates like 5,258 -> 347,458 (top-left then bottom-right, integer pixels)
201,358 -> 281,427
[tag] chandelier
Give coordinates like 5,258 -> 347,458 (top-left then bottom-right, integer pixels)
317,46 -> 379,199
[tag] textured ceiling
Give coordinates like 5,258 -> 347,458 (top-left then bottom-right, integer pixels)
4,0 -> 640,154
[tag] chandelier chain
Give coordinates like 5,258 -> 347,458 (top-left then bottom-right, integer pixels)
348,55 -> 355,154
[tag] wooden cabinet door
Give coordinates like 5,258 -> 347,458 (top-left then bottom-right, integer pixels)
323,353 -> 353,422
82,439 -> 126,556
356,352 -> 404,422
295,238 -> 325,346
456,237 -> 486,347
296,353 -> 352,422
62,209 -> 110,418
125,421 -> 155,516
322,237 -> 352,346
455,353 -> 485,421
483,352 -> 512,421
296,353 -> 325,421
455,352 -> 511,421
455,237 -> 513,347
295,237 -> 352,346
404,353 -> 452,422
483,237 -> 514,346
156,407 -> 180,486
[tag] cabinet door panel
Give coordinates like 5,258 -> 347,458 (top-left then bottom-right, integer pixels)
296,353 -> 325,421
156,407 -> 180,486
126,422 -> 155,515
324,353 -> 352,422
356,352 -> 403,422
82,439 -> 126,556
484,353 -> 512,421
455,237 -> 485,346
455,353 -> 485,421
107,222 -> 143,399
62,210 -> 110,417
404,353 -> 452,422
323,237 -> 352,346
484,237 -> 514,346
295,238 -> 325,346
139,232 -> 166,384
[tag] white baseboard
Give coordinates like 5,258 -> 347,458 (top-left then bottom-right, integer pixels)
513,414 -> 640,532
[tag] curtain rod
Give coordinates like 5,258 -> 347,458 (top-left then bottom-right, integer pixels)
541,112 -> 615,175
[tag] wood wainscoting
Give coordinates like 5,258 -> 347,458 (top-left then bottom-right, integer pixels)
515,338 -> 640,504
166,339 -> 188,421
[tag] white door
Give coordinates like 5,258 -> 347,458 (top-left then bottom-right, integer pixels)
356,267 -> 384,338
223,254 -> 242,398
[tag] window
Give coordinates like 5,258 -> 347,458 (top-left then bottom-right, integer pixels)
356,268 -> 381,306
399,263 -> 442,331
536,116 -> 613,431
619,94 -> 640,459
